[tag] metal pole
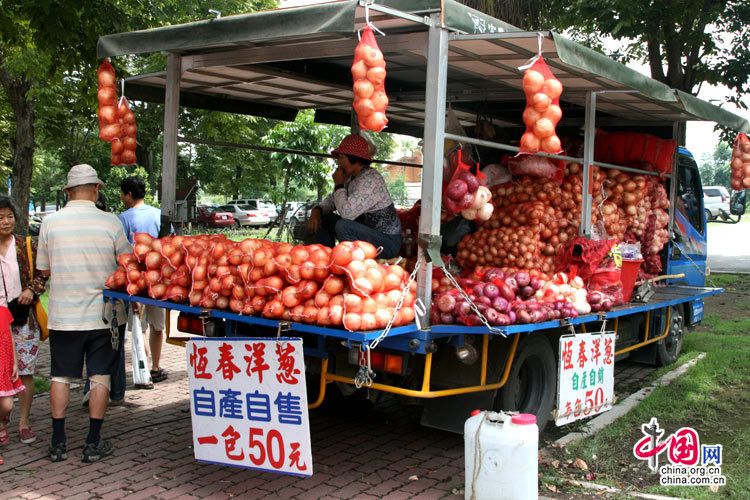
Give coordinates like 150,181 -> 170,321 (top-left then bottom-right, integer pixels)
580,91 -> 596,236
161,53 -> 181,226
416,14 -> 448,328
668,122 -> 679,236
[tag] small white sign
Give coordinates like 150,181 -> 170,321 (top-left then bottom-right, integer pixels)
556,332 -> 616,426
187,338 -> 312,476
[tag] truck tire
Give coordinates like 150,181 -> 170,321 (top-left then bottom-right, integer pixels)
494,334 -> 557,431
657,305 -> 684,366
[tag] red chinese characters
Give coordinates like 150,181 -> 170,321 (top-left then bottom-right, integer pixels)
275,342 -> 301,385
217,343 -> 241,381
577,340 -> 588,368
190,343 -> 212,379
244,342 -> 270,383
562,339 -> 574,371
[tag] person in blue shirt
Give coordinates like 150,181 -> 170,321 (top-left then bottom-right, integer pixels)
119,177 -> 169,386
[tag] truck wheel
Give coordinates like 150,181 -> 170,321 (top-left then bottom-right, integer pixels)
657,306 -> 684,366
494,334 -> 556,431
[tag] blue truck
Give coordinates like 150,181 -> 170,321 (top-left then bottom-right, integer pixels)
99,0 -> 748,432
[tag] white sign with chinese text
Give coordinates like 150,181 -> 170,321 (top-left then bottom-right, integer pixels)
556,332 -> 616,426
187,338 -> 312,476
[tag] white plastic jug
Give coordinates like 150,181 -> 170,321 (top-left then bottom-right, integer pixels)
464,410 -> 538,500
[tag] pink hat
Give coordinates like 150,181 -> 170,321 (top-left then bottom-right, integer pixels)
331,134 -> 372,161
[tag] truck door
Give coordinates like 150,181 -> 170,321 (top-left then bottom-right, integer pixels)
668,150 -> 708,286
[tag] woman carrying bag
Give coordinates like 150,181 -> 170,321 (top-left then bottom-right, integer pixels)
0,197 -> 47,445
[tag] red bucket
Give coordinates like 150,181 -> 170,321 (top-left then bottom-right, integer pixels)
620,259 -> 643,303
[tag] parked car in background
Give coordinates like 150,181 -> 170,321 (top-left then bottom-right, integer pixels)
703,186 -> 730,220
196,205 -> 235,228
219,202 -> 270,227
281,201 -> 305,223
227,198 -> 278,225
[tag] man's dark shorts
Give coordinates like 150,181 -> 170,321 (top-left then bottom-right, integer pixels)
49,328 -> 121,378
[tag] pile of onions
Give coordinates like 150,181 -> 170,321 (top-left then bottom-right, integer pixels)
431,268 -> 586,326
731,133 -> 750,190
106,235 -> 415,331
97,59 -> 120,143
352,25 -> 388,132
457,227 -> 541,271
519,62 -> 563,154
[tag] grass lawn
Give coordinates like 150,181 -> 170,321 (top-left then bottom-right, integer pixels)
541,274 -> 750,498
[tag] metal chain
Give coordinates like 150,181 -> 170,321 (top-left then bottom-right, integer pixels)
441,266 -> 507,337
369,254 -> 423,351
354,347 -> 374,388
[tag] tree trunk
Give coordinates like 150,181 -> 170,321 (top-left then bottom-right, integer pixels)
0,63 -> 35,233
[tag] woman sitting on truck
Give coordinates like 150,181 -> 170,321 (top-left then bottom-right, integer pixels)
307,134 -> 402,259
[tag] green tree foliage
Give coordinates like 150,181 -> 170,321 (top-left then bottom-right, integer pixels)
698,142 -> 731,189
386,175 -> 409,207
542,1 -> 750,103
0,0 -> 276,230
458,1 -> 543,29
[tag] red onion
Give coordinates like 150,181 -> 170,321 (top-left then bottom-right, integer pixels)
440,312 -> 455,324
508,311 -> 517,323
505,277 -> 518,293
499,283 -> 516,302
446,179 -> 468,200
515,271 -> 530,287
483,283 -> 500,299
529,277 -> 542,290
485,308 -> 499,325
473,283 -> 486,297
492,297 -> 509,312
519,286 -> 535,298
437,293 -> 457,313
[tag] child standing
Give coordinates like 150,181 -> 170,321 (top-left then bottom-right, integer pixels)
0,304 -> 24,465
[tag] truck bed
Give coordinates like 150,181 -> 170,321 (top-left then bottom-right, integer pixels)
103,285 -> 720,353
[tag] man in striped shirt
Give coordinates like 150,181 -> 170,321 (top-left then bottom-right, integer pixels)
36,164 -> 131,463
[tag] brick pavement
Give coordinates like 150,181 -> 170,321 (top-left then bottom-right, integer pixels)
0,310 -> 656,499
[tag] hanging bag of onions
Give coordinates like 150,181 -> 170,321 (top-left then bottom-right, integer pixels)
731,133 -> 750,191
111,97 -> 138,165
97,59 -> 121,142
352,24 -> 388,132
519,52 -> 563,155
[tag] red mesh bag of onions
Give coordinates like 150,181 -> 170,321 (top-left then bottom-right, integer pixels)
443,149 -> 486,214
352,25 -> 388,132
519,56 -> 563,155
97,59 -> 121,143
111,97 -> 138,166
731,133 -> 750,191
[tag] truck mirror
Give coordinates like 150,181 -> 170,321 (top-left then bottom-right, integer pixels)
730,190 -> 746,216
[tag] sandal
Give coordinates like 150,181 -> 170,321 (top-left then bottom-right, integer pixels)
0,425 -> 9,446
150,369 -> 168,383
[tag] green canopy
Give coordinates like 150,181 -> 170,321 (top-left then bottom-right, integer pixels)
98,0 -> 750,134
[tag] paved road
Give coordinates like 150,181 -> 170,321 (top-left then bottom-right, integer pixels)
0,313 -> 655,499
706,220 -> 750,273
